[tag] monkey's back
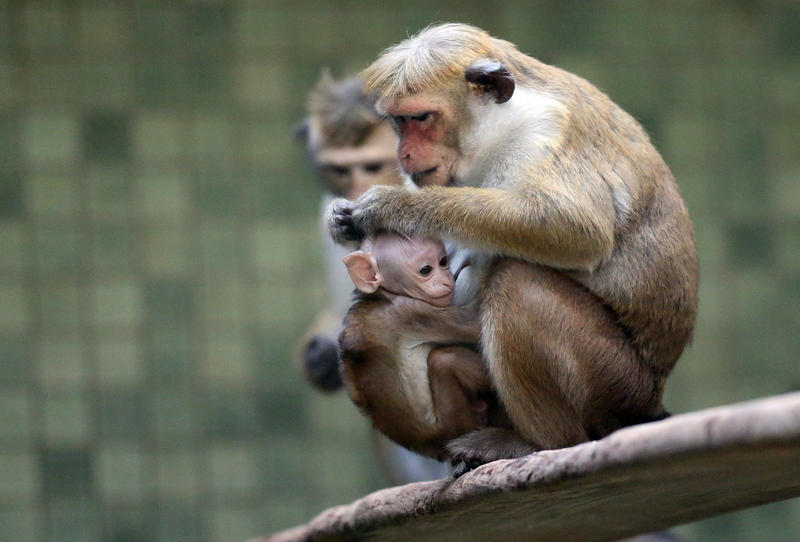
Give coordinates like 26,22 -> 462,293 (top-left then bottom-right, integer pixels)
555,68 -> 699,374
339,295 -> 447,457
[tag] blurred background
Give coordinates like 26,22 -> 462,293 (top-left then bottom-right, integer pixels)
0,1 -> 798,541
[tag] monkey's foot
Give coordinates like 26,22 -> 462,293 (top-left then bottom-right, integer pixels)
447,427 -> 537,477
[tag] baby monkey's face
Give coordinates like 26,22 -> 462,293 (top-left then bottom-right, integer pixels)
389,239 -> 454,307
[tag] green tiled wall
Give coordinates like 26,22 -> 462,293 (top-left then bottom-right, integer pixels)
0,2 -> 798,541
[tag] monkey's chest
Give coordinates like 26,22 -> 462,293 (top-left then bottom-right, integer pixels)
398,340 -> 437,426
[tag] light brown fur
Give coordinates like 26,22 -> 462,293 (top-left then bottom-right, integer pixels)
339,293 -> 512,459
330,23 -> 698,467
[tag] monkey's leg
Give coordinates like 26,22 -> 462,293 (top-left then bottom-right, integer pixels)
453,259 -> 660,467
427,346 -> 491,440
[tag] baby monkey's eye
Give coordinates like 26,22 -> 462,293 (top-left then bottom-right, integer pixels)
439,256 -> 448,267
410,112 -> 430,122
419,265 -> 433,276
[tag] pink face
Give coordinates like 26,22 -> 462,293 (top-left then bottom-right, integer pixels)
375,237 -> 455,307
380,93 -> 460,187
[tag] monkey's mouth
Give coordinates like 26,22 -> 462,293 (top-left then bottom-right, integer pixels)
410,167 -> 438,185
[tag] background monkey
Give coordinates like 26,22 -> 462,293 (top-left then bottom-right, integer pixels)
295,70 -> 405,392
329,23 -> 698,469
295,71 -> 451,482
339,234 -> 515,459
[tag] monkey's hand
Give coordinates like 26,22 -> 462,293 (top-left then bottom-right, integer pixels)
326,198 -> 364,245
350,185 -> 418,237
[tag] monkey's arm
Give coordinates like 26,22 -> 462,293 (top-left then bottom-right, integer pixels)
427,346 -> 491,439
390,297 -> 482,344
329,163 -> 617,271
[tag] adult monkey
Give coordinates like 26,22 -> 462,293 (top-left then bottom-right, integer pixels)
329,23 -> 698,469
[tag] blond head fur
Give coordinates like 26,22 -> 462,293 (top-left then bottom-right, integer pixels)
362,23 -> 528,100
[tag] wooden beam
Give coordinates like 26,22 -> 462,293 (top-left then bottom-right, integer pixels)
257,393 -> 800,542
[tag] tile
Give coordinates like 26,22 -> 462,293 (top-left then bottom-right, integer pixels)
101,506 -> 154,542
0,452 -> 39,501
42,394 -> 91,446
726,221 -> 774,269
34,227 -> 84,274
148,325 -> 195,387
207,443 -> 260,497
92,277 -> 144,329
209,505 -> 260,542
79,61 -> 134,109
200,331 -> 253,385
134,56 -> 189,108
36,331 -> 86,389
194,173 -> 243,217
36,279 -> 82,331
95,444 -> 147,502
198,222 -> 242,273
263,496 -> 313,535
154,504 -> 207,542
82,110 -> 131,163
96,334 -> 145,388
21,5 -> 67,52
25,62 -> 79,107
0,222 -> 28,274
256,386 -> 308,437
0,388 -> 34,442
155,449 -> 202,499
141,227 -> 190,278
40,447 -> 94,499
260,436 -> 310,492
97,389 -> 148,439
24,174 -> 79,222
45,500 -> 101,542
232,7 -> 288,52
188,115 -> 234,166
0,168 -> 21,218
132,113 -> 185,163
201,388 -> 260,440
0,280 -> 31,334
0,335 -> 30,385
145,279 -> 194,326
151,391 -> 198,442
233,61 -> 289,110
133,171 -> 191,226
21,112 -> 79,170
85,164 -> 131,223
0,507 -> 40,542
91,226 -> 134,273
199,276 -> 244,326
77,6 -> 131,54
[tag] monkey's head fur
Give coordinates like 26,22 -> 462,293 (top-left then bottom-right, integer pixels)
362,23 -> 533,102
302,70 -> 385,151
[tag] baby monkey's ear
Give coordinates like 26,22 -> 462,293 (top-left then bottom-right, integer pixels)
342,251 -> 383,293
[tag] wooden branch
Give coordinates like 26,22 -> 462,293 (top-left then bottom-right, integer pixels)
256,393 -> 800,542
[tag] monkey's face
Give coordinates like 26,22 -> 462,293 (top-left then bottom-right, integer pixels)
316,123 -> 403,199
381,91 -> 463,188
379,238 -> 455,307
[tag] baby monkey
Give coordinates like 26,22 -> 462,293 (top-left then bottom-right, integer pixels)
338,235 -> 509,460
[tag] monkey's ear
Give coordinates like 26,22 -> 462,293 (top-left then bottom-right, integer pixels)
342,251 -> 383,293
465,60 -> 515,104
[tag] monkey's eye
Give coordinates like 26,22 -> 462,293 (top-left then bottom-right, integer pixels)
419,265 -> 433,276
409,112 -> 431,123
439,256 -> 448,267
362,162 -> 384,173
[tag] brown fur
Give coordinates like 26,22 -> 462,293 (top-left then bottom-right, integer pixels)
338,293 -> 510,459
330,24 -> 698,467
